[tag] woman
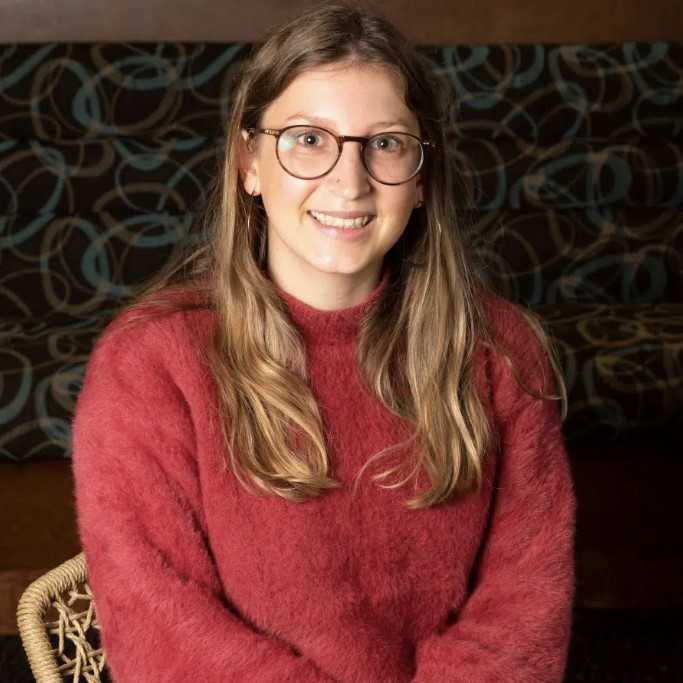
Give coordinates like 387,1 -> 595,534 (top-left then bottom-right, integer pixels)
72,4 -> 576,682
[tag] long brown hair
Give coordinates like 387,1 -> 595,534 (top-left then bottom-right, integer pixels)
106,3 -> 567,508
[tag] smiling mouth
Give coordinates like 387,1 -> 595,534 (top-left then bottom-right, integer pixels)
309,210 -> 373,228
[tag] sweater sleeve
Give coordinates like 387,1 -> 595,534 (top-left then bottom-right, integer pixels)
411,300 -> 576,683
71,314 -> 338,683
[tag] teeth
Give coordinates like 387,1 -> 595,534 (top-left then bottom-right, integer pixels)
310,211 -> 371,228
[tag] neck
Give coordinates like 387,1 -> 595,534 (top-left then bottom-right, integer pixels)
272,269 -> 390,346
267,264 -> 384,311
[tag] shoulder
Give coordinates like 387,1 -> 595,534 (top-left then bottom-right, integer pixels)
71,292 -> 214,508
84,287 -> 215,399
475,288 -> 538,352
473,287 -> 557,408
98,285 -> 213,350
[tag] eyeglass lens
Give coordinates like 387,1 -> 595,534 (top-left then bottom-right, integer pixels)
276,126 -> 423,184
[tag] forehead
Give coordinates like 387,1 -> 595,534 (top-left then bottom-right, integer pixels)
262,63 -> 418,133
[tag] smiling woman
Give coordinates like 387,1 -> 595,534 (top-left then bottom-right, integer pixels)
70,4 -> 576,683
240,64 -> 425,309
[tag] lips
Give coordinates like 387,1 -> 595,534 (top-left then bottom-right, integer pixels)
309,210 -> 374,228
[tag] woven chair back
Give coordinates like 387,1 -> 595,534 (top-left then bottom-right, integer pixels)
16,553 -> 107,683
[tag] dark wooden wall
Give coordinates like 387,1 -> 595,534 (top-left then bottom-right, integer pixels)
1,0 -> 682,44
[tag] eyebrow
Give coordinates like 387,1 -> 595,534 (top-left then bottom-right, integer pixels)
283,114 -> 416,131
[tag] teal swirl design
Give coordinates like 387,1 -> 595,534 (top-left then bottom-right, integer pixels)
1,213 -> 197,316
0,41 -> 681,460
0,312 -> 106,460
450,138 -> 683,210
0,43 -> 249,141
471,208 -> 682,305
536,303 -> 683,441
430,43 -> 683,140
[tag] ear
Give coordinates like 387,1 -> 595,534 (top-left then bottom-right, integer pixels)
239,129 -> 261,195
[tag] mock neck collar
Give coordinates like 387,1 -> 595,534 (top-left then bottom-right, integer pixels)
274,271 -> 390,345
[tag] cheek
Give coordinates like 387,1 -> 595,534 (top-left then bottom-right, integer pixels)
261,170 -> 313,213
386,188 -> 418,226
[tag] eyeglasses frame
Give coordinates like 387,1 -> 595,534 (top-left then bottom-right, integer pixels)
246,125 -> 436,186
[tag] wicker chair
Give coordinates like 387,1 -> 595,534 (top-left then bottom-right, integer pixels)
16,552 -> 108,683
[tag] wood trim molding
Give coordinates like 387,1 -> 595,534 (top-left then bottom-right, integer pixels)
1,0 -> 682,45
0,461 -> 79,573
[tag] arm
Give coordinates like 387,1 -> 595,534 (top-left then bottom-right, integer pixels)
71,316 -> 338,683
412,303 -> 576,683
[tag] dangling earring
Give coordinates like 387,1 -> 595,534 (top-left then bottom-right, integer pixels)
247,189 -> 266,266
246,189 -> 255,233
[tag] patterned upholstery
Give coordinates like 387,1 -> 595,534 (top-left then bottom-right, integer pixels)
1,42 -> 682,461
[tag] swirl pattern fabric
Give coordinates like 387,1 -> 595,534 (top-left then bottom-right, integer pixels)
471,208 -> 683,304
433,43 -> 683,140
534,303 -> 683,441
0,42 -> 682,460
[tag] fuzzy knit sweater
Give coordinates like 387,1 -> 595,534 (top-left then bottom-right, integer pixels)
71,277 -> 576,683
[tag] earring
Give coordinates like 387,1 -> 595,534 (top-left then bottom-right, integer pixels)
415,199 -> 424,209
246,188 -> 257,234
247,190 -> 267,265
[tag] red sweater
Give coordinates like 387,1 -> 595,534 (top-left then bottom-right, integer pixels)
72,278 -> 576,683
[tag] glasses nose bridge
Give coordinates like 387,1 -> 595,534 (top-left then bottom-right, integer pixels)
338,134 -> 369,148
333,134 -> 370,172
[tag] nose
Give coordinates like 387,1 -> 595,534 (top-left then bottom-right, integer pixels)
326,141 -> 371,198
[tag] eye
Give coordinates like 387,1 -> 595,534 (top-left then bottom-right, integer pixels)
296,130 -> 325,147
279,127 -> 330,152
369,134 -> 403,152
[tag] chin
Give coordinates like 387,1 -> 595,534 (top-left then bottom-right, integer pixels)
312,261 -> 369,276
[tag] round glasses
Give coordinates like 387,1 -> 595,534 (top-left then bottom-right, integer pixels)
247,125 -> 435,186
